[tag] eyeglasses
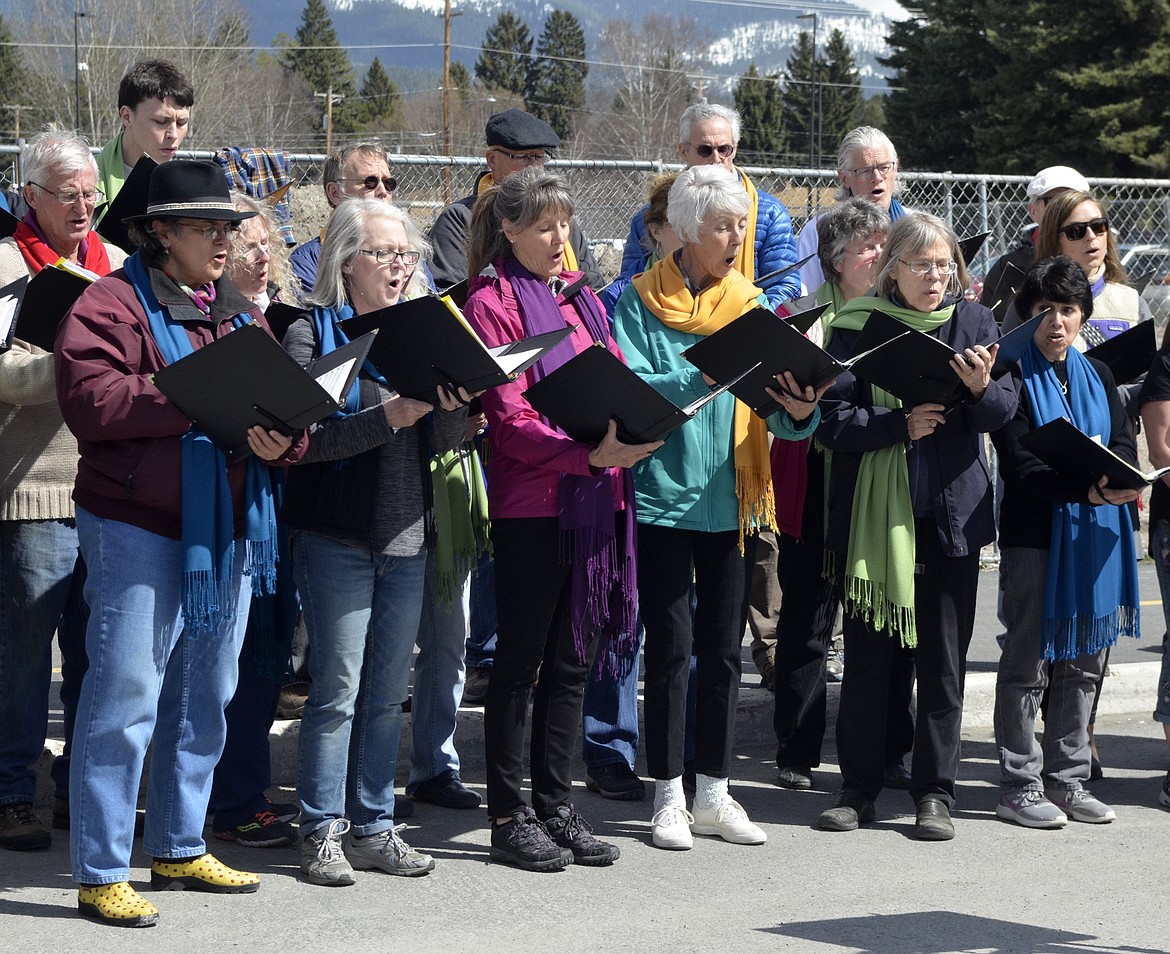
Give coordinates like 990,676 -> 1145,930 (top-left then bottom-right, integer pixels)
490,148 -> 550,164
240,238 -> 270,264
690,143 -> 735,159
177,222 -> 241,242
847,161 -> 896,180
359,248 -> 421,266
900,258 -> 958,276
28,181 -> 103,206
1058,217 -> 1109,241
337,175 -> 398,193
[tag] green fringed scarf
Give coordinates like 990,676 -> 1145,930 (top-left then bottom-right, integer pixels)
821,295 -> 955,648
430,443 -> 491,604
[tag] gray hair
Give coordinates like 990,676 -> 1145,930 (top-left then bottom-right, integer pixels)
834,126 -> 900,202
227,193 -> 301,306
667,165 -> 750,245
467,166 -> 575,279
817,197 -> 891,281
873,212 -> 969,302
22,125 -> 97,191
679,103 -> 741,147
307,198 -> 432,310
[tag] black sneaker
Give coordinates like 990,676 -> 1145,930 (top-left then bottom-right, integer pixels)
585,762 -> 646,800
542,805 -> 620,866
213,809 -> 296,847
490,807 -> 572,872
264,795 -> 299,824
0,803 -> 50,851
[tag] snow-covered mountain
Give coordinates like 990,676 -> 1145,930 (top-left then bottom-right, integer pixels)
243,0 -> 896,93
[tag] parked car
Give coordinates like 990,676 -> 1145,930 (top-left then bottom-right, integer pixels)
1121,244 -> 1170,326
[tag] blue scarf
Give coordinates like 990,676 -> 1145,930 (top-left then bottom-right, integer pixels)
888,196 -> 908,221
125,252 -> 278,632
1020,341 -> 1140,660
309,302 -> 388,415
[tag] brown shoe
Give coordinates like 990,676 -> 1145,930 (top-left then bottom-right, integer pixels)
277,682 -> 310,719
461,668 -> 491,706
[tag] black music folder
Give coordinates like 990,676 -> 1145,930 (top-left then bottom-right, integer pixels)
95,155 -> 157,253
958,231 -> 990,266
0,207 -> 18,240
524,344 -> 748,445
990,311 -> 1046,376
844,309 -> 969,408
0,262 -> 98,352
682,304 -> 837,417
264,301 -> 307,345
1085,319 -> 1157,385
339,294 -> 573,401
1019,416 -> 1170,490
152,322 -> 374,461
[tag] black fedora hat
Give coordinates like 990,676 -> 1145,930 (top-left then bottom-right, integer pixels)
123,159 -> 257,226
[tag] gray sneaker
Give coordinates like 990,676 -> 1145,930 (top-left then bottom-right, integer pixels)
301,818 -> 357,886
344,823 -> 435,876
1048,788 -> 1116,824
996,790 -> 1068,829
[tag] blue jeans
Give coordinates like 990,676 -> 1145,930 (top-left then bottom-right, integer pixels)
408,551 -> 469,790
581,619 -> 643,770
293,531 -> 426,838
995,547 -> 1104,792
1151,521 -> 1170,725
0,518 -> 88,804
70,509 -> 250,884
465,548 -> 497,670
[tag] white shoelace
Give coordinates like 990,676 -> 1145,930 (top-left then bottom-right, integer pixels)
314,818 -> 351,863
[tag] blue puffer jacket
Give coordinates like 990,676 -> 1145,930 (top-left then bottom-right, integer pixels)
618,171 -> 801,309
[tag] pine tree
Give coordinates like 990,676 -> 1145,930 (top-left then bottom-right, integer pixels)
450,61 -> 472,100
880,0 -> 992,172
525,10 -> 588,141
779,32 -> 819,166
818,30 -> 863,158
734,64 -> 785,163
475,12 -> 532,96
282,0 -> 358,137
0,15 -> 31,139
358,57 -> 398,132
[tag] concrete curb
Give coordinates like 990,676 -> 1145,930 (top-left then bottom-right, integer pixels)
264,661 -> 1161,786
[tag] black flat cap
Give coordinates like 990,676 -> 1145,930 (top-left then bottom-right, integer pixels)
485,109 -> 560,151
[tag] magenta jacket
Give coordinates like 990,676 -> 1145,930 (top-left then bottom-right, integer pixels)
462,264 -> 627,520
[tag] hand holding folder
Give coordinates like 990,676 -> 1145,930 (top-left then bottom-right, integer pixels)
1019,416 -> 1170,491
151,322 -> 375,461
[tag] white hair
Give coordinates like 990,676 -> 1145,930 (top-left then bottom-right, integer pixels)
678,103 -> 741,147
666,165 -> 750,244
834,126 -> 900,202
22,125 -> 97,190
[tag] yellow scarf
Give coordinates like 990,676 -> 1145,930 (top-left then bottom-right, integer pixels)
477,172 -> 579,271
631,254 -> 774,546
732,165 -> 759,285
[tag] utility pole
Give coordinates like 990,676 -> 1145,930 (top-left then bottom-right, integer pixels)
314,87 -> 344,154
441,0 -> 462,204
73,5 -> 87,133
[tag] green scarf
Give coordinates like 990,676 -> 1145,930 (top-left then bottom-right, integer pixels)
821,295 -> 955,648
430,444 -> 491,604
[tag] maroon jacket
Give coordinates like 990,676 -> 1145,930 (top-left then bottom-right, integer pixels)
55,262 -> 308,540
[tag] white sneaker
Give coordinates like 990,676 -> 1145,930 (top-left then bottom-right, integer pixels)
690,797 -> 767,845
650,805 -> 694,850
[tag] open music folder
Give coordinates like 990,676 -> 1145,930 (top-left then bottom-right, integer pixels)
1019,416 -> 1170,490
152,322 -> 375,461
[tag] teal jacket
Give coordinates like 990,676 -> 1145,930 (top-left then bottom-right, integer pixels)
612,285 -> 819,532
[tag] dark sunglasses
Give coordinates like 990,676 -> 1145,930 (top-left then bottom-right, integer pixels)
691,143 -> 735,159
1058,217 -> 1109,241
338,175 -> 398,193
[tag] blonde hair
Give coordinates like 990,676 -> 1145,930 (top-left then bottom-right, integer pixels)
227,194 -> 301,305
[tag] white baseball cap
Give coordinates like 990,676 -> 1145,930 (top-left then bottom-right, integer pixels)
1026,165 -> 1091,200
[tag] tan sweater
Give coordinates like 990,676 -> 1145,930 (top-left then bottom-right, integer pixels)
0,238 -> 126,520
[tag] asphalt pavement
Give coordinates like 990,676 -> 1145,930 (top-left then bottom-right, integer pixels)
6,566 -> 1170,953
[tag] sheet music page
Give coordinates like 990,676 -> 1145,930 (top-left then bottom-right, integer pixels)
314,358 -> 358,402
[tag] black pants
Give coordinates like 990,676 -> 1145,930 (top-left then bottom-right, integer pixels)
640,524 -> 744,780
835,519 -> 978,807
484,517 -> 589,819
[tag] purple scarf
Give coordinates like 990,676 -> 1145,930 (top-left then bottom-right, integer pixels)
503,256 -> 638,675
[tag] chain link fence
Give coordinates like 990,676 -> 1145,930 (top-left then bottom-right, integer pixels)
4,144 -> 1169,307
